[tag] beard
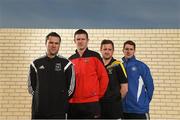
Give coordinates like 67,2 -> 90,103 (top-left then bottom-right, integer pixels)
103,56 -> 111,60
48,50 -> 58,57
78,45 -> 87,51
50,52 -> 57,56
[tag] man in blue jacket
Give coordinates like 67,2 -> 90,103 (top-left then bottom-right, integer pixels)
122,40 -> 154,119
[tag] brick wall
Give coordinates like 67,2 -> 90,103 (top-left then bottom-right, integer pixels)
0,28 -> 179,120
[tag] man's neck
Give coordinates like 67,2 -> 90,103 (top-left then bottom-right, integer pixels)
47,53 -> 56,59
77,48 -> 87,57
124,55 -> 134,61
103,57 -> 112,66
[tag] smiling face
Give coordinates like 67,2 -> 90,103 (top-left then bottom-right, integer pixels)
46,36 -> 60,58
101,43 -> 114,60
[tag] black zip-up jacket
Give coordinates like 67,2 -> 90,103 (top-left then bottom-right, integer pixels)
101,58 -> 128,102
28,54 -> 75,118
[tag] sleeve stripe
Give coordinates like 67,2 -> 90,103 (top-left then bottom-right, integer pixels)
119,62 -> 127,78
27,66 -> 34,95
64,61 -> 72,71
112,61 -> 127,78
27,62 -> 37,95
68,65 -> 75,96
31,62 -> 37,73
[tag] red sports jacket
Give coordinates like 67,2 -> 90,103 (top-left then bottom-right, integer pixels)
69,48 -> 109,103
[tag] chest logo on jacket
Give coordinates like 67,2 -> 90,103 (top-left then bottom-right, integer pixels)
39,65 -> 45,70
131,66 -> 137,71
55,63 -> 61,71
84,58 -> 89,63
107,66 -> 113,74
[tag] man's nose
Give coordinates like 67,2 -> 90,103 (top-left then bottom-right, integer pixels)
79,39 -> 83,42
105,51 -> 109,53
52,43 -> 56,47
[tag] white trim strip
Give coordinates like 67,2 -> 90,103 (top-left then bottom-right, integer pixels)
137,76 -> 144,102
145,113 -> 150,120
27,67 -> 34,95
64,61 -> 72,71
31,62 -> 37,73
68,65 -> 75,96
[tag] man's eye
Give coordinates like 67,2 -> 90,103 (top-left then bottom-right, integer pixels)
125,48 -> 133,50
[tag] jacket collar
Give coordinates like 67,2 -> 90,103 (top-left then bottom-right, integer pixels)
45,53 -> 58,60
122,55 -> 136,63
75,48 -> 89,57
105,57 -> 116,67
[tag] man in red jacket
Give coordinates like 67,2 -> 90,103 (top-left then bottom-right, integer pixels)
68,29 -> 109,119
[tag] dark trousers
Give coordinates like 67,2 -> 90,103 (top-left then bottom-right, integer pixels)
32,113 -> 66,119
123,112 -> 150,120
68,102 -> 101,119
100,100 -> 123,119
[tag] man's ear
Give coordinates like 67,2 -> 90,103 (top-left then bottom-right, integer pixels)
100,48 -> 102,53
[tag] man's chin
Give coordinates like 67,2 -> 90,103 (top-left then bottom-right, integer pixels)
126,56 -> 133,59
104,57 -> 111,60
50,52 -> 57,56
78,47 -> 86,51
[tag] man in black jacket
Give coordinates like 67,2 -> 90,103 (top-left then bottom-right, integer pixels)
100,39 -> 128,119
28,32 -> 75,119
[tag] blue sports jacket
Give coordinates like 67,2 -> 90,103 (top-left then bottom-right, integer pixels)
122,56 -> 154,113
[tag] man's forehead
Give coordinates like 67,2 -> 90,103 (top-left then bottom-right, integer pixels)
48,36 -> 60,41
75,34 -> 87,38
125,44 -> 134,47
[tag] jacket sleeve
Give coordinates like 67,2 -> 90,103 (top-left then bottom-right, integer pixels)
142,64 -> 154,101
27,62 -> 37,95
64,61 -> 75,99
96,57 -> 109,98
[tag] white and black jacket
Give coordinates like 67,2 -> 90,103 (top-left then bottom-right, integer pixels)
28,54 -> 75,117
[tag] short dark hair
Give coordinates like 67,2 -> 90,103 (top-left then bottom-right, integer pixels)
123,40 -> 136,50
100,39 -> 114,50
45,32 -> 61,44
74,29 -> 88,39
